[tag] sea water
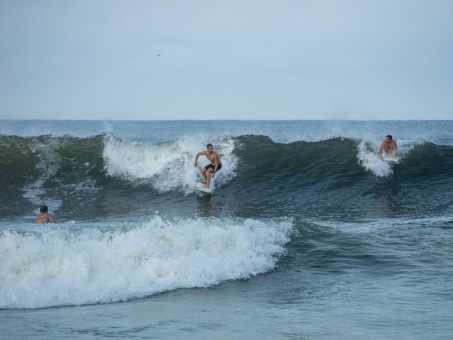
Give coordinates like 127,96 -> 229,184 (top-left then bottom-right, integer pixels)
1,120 -> 452,339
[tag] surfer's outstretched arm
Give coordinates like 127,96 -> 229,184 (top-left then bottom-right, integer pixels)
194,151 -> 206,167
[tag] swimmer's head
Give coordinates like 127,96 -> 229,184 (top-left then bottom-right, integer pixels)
40,205 -> 48,213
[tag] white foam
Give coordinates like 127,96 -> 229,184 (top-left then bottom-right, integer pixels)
357,140 -> 394,177
102,134 -> 238,194
0,216 -> 293,309
356,139 -> 421,177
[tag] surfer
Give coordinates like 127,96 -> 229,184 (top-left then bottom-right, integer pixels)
194,143 -> 222,188
379,135 -> 398,159
34,205 -> 58,224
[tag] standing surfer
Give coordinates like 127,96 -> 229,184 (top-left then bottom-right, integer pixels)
194,143 -> 222,188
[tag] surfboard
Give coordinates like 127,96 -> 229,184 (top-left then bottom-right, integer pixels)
382,156 -> 399,164
196,182 -> 212,193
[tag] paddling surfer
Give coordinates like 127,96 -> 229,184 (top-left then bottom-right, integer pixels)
379,135 -> 398,160
194,144 -> 222,188
34,205 -> 57,224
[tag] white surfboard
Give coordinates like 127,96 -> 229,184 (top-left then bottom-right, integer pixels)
196,182 -> 212,193
382,155 -> 399,164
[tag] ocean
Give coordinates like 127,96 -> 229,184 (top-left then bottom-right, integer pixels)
1,120 -> 452,339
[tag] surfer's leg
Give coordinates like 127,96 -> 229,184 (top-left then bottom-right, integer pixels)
203,169 -> 212,188
201,167 -> 208,183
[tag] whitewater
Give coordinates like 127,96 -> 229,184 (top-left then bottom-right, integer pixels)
1,120 -> 452,339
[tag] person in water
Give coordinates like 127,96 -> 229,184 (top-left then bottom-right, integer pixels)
379,135 -> 398,159
194,143 -> 222,188
34,205 -> 57,224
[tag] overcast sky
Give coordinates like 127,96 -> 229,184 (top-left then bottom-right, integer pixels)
1,0 -> 452,120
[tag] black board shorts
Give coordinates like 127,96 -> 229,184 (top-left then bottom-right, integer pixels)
204,163 -> 222,172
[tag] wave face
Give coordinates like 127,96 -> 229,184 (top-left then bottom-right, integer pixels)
1,120 -> 452,309
1,131 -> 452,221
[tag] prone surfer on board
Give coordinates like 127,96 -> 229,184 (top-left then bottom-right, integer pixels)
194,143 -> 222,188
34,204 -> 57,224
379,135 -> 398,160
